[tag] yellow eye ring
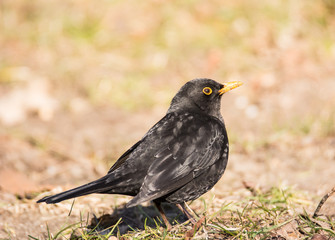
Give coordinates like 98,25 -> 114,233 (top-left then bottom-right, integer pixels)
203,87 -> 212,95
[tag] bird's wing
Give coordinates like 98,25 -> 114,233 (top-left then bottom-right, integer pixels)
127,112 -> 227,207
107,112 -> 179,174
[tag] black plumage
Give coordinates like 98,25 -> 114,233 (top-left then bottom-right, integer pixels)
37,78 -> 242,228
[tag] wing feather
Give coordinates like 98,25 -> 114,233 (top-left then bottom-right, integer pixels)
127,112 -> 227,207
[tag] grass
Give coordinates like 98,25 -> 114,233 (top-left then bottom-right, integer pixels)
27,186 -> 335,239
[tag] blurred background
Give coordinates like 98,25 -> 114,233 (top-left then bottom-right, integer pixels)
1,0 -> 335,238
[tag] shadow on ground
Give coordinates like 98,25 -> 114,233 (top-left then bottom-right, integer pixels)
83,203 -> 189,236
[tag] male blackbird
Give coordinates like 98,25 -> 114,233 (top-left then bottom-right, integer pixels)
37,78 -> 242,228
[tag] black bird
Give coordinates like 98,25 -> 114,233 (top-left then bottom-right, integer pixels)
37,78 -> 242,228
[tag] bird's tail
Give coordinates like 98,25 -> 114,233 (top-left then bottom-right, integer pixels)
37,176 -> 110,204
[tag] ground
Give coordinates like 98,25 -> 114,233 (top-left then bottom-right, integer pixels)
1,0 -> 335,239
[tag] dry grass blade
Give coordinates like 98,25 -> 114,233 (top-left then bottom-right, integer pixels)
313,187 -> 335,218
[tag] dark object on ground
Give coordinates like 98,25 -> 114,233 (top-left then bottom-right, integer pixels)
37,78 -> 242,229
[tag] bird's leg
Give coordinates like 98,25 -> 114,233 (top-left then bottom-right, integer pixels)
153,200 -> 172,230
176,202 -> 197,224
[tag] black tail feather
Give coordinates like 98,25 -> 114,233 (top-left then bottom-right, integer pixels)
37,176 -> 110,204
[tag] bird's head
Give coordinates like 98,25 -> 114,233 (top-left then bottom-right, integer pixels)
168,78 -> 243,119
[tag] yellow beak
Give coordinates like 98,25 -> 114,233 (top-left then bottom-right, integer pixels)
218,81 -> 243,95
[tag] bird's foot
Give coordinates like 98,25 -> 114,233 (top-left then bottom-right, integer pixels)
176,202 -> 198,224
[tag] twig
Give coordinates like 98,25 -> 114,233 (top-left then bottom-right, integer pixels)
184,216 -> 206,240
313,186 -> 335,218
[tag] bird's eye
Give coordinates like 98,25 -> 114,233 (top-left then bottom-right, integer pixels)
202,87 -> 212,95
